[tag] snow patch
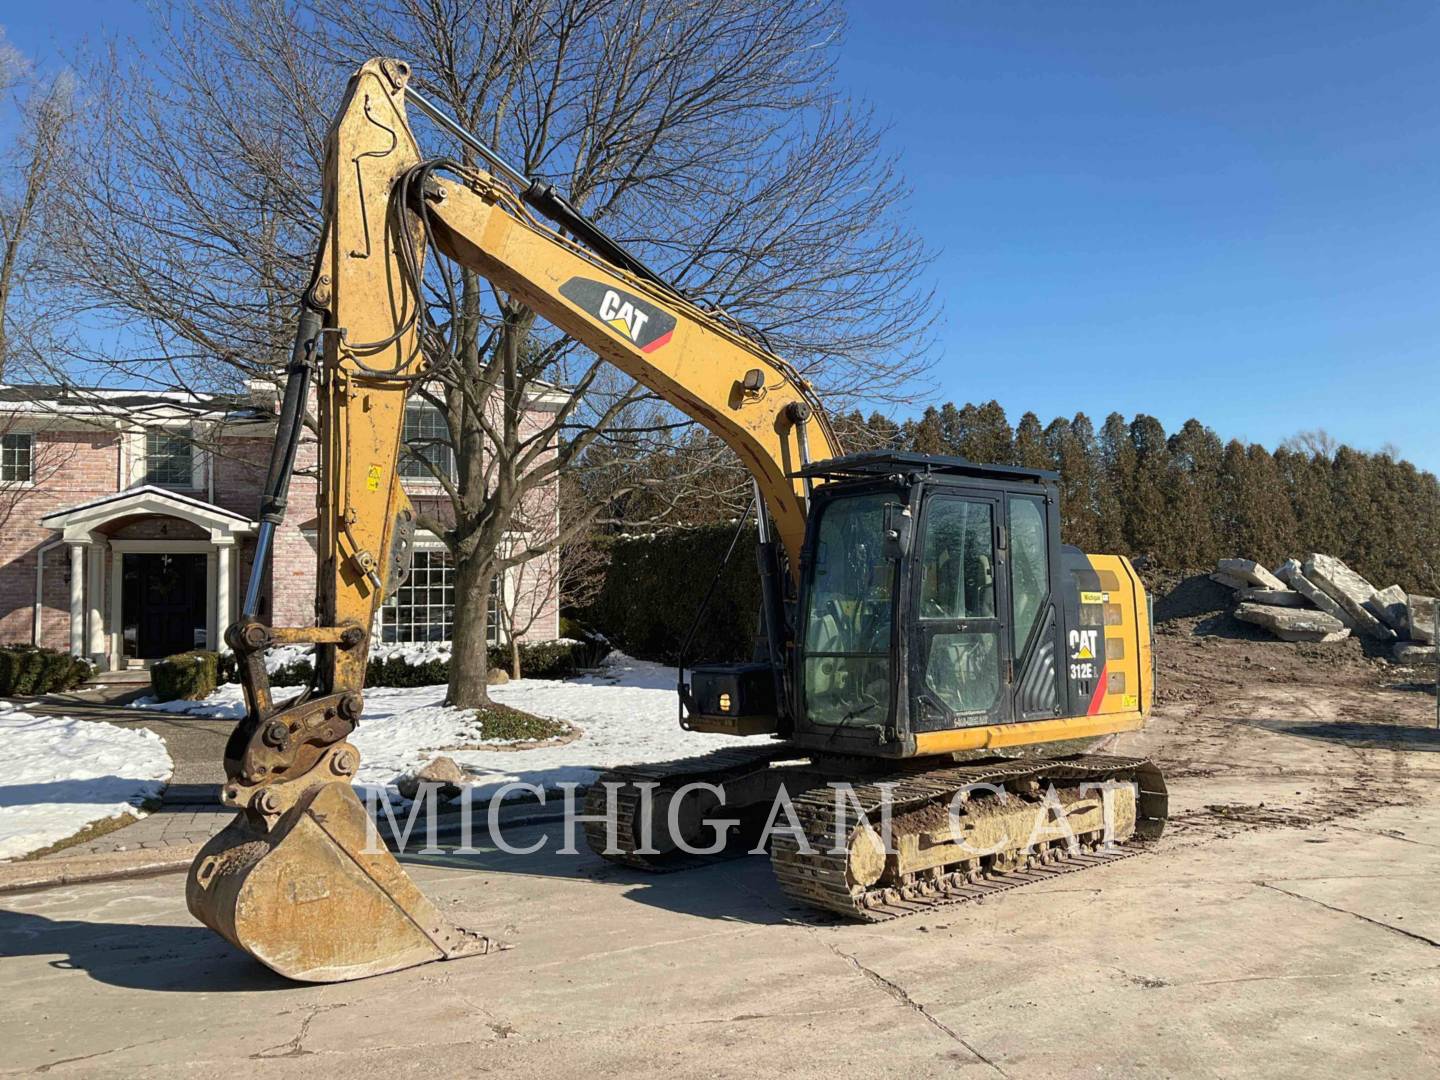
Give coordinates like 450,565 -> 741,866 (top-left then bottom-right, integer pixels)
127,652 -> 769,801
0,702 -> 173,860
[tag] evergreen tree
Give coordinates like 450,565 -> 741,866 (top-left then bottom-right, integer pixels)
1125,414 -> 1172,560
906,405 -> 944,454
1166,419 -> 1225,567
1046,414 -> 1102,551
1232,444 -> 1298,565
938,402 -> 966,454
1014,411 -> 1049,469
958,400 -> 1015,464
1097,412 -> 1134,553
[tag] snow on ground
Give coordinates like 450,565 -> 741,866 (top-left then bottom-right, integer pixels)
126,653 -> 770,801
0,702 -> 173,860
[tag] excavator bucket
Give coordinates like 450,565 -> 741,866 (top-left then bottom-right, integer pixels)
186,779 -> 491,982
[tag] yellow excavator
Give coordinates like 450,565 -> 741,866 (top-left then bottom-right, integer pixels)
186,58 -> 1167,983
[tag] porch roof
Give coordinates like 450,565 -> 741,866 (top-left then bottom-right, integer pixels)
40,485 -> 257,544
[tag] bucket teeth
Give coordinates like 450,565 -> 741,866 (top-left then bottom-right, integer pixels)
187,780 -> 492,982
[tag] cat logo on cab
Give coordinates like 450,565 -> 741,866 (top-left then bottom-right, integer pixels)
559,277 -> 677,353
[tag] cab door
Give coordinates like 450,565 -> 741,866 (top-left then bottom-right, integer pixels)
1006,491 -> 1065,721
909,489 -> 1013,731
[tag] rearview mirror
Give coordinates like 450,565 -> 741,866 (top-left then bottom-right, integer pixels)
882,501 -> 912,560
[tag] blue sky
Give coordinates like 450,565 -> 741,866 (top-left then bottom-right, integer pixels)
838,1 -> 1440,469
6,2 -> 1439,470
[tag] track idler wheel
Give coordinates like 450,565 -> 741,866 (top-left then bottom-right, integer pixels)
186,774 -> 491,982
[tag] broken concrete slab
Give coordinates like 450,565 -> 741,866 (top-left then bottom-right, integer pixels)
1234,602 -> 1348,643
1237,588 -> 1308,608
1211,571 -> 1251,591
1273,627 -> 1351,644
1276,563 -> 1353,626
1217,559 -> 1287,591
1408,594 -> 1436,644
1302,554 -> 1394,641
1393,641 -> 1438,665
1364,585 -> 1409,632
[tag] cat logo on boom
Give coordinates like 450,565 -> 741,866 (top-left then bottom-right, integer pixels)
559,277 -> 677,353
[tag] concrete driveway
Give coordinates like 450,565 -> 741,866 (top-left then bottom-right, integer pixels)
2,676 -> 1439,1078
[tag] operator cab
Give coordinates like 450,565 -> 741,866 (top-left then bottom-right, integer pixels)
686,451 -> 1119,758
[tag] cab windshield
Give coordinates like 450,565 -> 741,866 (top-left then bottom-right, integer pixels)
801,492 -> 895,727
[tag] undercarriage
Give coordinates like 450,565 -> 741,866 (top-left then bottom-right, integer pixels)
585,749 -> 1167,920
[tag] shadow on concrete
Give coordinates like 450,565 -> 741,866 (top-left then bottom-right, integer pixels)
157,782 -> 224,805
0,821 -> 818,995
1239,717 -> 1440,751
395,819 -> 827,928
0,907 -> 294,993
0,776 -> 163,807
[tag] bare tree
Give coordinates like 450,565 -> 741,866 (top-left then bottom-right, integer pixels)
494,545 -> 563,679
56,0 -> 936,706
1282,429 -> 1340,461
0,34 -> 77,381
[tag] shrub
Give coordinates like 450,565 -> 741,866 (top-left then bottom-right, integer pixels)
269,658 -> 316,687
0,645 -> 92,696
488,639 -> 597,679
239,638 -> 604,688
369,652 -> 449,687
559,620 -> 613,669
581,524 -> 760,664
151,650 -> 222,702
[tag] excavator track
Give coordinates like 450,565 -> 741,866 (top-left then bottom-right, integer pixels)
585,748 -> 1167,923
771,754 -> 1167,921
583,743 -> 797,870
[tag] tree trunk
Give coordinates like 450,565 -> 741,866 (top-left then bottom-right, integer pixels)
447,550 -> 495,707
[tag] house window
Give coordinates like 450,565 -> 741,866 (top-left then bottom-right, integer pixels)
399,401 -> 454,481
145,431 -> 194,487
380,550 -> 453,643
378,549 -> 502,645
0,433 -> 33,483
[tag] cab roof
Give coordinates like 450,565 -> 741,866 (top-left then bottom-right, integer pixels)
797,450 -> 1058,485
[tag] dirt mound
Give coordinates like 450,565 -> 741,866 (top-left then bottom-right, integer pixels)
1151,571 -> 1230,624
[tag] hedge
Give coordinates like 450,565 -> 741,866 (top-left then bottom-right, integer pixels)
264,637 -> 608,689
151,650 -> 224,702
580,524 -> 760,664
0,645 -> 92,697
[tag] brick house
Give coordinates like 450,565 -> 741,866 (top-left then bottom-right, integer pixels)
0,383 -> 563,672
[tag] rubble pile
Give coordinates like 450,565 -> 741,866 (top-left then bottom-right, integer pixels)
1210,555 -> 1438,663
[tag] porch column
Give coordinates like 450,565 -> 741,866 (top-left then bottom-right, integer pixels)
215,540 -> 234,650
86,542 -> 107,670
68,542 -> 86,657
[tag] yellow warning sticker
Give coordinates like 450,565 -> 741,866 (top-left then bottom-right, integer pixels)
366,465 -> 382,491
1080,591 -> 1109,605
1122,694 -> 1139,710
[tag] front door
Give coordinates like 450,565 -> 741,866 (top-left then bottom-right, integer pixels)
123,553 -> 208,660
910,490 -> 1013,730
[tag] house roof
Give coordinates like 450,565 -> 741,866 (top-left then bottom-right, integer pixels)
0,378 -> 571,425
0,382 -> 273,426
